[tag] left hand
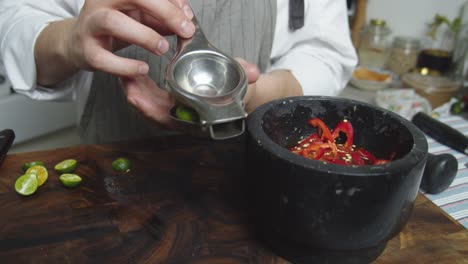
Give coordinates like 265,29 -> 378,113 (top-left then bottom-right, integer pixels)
235,58 -> 260,109
121,58 -> 261,129
121,76 -> 176,129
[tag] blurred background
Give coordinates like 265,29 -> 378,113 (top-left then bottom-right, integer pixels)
0,69 -> 79,153
347,0 -> 468,117
1,0 -> 467,153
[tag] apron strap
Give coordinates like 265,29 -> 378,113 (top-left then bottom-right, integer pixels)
289,0 -> 305,30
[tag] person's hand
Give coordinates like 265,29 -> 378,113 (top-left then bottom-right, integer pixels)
236,58 -> 260,110
65,0 -> 195,78
121,76 -> 176,129
244,69 -> 304,113
121,58 -> 261,128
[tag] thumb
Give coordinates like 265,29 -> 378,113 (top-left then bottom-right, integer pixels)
235,57 -> 260,84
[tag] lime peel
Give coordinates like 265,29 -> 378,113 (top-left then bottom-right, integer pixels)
112,157 -> 131,172
22,161 -> 44,172
59,173 -> 82,188
175,105 -> 199,123
54,159 -> 77,173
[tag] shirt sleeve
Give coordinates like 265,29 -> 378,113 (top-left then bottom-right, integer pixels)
270,0 -> 358,96
0,0 -> 88,101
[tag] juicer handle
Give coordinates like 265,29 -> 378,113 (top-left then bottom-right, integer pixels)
175,11 -> 212,53
209,119 -> 245,140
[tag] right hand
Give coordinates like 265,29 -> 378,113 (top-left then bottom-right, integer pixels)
65,0 -> 195,78
121,58 -> 261,128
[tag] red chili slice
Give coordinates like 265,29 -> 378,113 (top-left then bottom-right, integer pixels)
303,143 -> 332,158
308,118 -> 333,142
331,121 -> 354,148
357,148 -> 377,164
290,118 -> 391,166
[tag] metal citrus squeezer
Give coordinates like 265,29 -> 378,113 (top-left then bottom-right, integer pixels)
165,11 -> 248,140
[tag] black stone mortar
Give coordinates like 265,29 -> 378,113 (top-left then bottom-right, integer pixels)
245,96 -> 428,264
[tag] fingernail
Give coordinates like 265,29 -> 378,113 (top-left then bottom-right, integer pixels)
181,19 -> 195,36
158,39 -> 169,53
183,5 -> 194,19
138,64 -> 149,75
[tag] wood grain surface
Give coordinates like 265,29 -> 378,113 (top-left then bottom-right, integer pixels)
0,136 -> 466,264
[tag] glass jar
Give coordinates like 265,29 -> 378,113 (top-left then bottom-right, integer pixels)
386,36 -> 422,76
358,19 -> 392,69
417,15 -> 458,75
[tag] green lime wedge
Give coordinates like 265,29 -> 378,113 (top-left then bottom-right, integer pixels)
59,174 -> 82,188
54,159 -> 77,173
22,161 -> 44,172
15,174 -> 38,196
175,105 -> 199,123
112,157 -> 131,172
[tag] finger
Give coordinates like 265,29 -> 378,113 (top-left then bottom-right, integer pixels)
121,76 -> 176,127
91,9 -> 169,55
124,9 -> 172,35
85,43 -> 149,77
168,0 -> 184,8
135,12 -> 175,36
122,77 -> 174,127
115,0 -> 195,38
236,58 -> 260,84
243,83 -> 256,107
124,4 -> 191,36
168,0 -> 193,19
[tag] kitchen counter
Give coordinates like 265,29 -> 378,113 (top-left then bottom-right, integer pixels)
0,135 -> 467,263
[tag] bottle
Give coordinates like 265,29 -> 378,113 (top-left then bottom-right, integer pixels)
416,14 -> 459,75
358,19 -> 392,69
386,36 -> 422,76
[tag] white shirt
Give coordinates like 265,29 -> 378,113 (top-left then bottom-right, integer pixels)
0,0 -> 357,121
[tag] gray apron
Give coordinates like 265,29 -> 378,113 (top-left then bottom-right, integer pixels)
79,0 -> 277,144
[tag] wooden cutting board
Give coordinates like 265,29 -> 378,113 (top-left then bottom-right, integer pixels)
0,136 -> 466,263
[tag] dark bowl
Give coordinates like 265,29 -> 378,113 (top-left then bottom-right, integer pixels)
245,96 -> 428,263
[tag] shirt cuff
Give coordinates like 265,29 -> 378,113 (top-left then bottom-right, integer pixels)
14,72 -> 83,102
1,15 -> 50,93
